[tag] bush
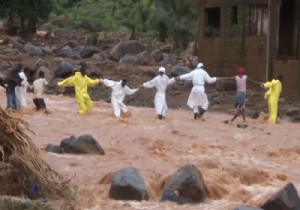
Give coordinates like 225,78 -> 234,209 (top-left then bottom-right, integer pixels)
0,198 -> 55,210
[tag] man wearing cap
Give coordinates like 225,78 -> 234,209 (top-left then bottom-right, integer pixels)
223,67 -> 260,123
141,67 -> 176,119
57,62 -> 102,115
176,63 -> 219,120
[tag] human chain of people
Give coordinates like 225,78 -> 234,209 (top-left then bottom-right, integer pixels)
0,62 -> 282,124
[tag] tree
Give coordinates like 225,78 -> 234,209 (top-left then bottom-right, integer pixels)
153,0 -> 197,49
0,0 -> 54,36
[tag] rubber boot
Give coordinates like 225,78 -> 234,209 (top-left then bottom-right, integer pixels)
198,108 -> 206,119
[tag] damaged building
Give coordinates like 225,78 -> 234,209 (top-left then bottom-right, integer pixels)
192,0 -> 300,98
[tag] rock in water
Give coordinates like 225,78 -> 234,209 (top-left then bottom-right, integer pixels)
261,182 -> 300,210
161,164 -> 208,204
109,167 -> 149,201
60,135 -> 105,155
45,144 -> 64,154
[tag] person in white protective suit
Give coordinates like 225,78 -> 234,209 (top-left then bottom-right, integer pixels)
103,78 -> 139,118
141,67 -> 176,119
15,68 -> 29,109
176,63 -> 221,120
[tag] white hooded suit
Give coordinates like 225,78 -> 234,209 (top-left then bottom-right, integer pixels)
103,79 -> 138,117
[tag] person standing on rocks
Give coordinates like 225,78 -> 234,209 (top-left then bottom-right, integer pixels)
141,67 -> 176,120
175,62 -> 221,120
103,78 -> 139,118
261,75 -> 283,124
224,67 -> 261,123
31,71 -> 50,114
57,62 -> 102,115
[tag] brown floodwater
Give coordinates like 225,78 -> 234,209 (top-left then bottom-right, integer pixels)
1,88 -> 300,210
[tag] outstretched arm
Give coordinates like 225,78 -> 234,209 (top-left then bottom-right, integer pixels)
57,76 -> 75,87
179,72 -> 193,81
87,77 -> 100,86
168,77 -> 176,85
103,79 -> 116,87
263,81 -> 274,89
142,77 -> 157,89
247,77 -> 261,85
204,72 -> 217,84
125,86 -> 139,95
219,76 -> 235,80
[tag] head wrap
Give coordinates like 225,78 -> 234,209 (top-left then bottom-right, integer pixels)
159,67 -> 165,73
196,63 -> 204,69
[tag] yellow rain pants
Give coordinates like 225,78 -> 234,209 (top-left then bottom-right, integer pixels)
263,79 -> 282,124
58,72 -> 100,114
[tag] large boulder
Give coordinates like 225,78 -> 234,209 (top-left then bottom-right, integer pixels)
284,107 -> 300,122
171,66 -> 189,77
261,182 -> 300,210
109,167 -> 149,201
150,49 -> 163,63
69,46 -> 85,59
24,43 -> 44,56
34,66 -> 52,81
60,135 -> 105,155
57,46 -> 72,57
54,61 -> 80,78
110,40 -> 146,61
161,164 -> 208,204
233,205 -> 264,210
80,46 -> 100,58
120,51 -> 151,65
157,53 -> 177,66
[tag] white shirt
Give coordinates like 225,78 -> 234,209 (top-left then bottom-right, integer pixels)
235,75 -> 247,93
33,78 -> 48,98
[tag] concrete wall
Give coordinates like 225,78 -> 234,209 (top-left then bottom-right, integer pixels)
198,36 -> 267,82
273,61 -> 300,99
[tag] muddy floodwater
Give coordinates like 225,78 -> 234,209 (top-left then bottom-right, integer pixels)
1,89 -> 300,210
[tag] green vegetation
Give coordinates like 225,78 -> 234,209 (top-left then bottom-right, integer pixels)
0,198 -> 55,210
0,0 -> 197,50
0,0 -> 55,35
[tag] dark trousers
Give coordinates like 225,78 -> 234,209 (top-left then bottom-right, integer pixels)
33,98 -> 46,110
6,92 -> 17,110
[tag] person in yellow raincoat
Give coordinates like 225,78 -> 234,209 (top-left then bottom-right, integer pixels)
57,62 -> 102,114
262,75 -> 283,124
